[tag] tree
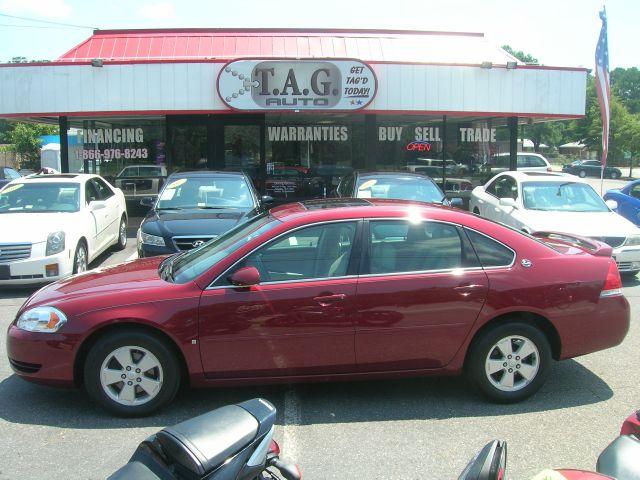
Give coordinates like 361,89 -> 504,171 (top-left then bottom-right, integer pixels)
611,67 -> 640,114
501,45 -> 538,64
8,123 -> 58,169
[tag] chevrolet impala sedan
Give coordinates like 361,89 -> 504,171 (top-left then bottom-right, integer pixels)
7,198 -> 629,416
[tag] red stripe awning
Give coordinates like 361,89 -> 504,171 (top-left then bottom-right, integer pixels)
56,28 -> 519,66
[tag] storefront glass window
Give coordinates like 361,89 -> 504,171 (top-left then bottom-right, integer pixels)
264,114 -> 364,201
168,122 -> 207,172
374,115 -> 443,172
71,118 -> 166,186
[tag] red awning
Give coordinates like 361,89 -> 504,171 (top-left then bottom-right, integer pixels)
57,28 -> 517,66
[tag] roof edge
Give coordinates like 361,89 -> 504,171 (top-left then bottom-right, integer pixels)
89,27 -> 485,37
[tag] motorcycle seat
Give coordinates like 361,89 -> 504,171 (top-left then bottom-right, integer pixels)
157,404 -> 259,477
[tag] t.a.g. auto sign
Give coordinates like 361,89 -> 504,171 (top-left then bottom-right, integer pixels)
217,59 -> 377,110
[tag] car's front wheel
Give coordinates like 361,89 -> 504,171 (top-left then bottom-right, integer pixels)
466,322 -> 551,403
578,170 -> 587,178
610,171 -> 620,179
84,329 -> 181,416
114,215 -> 127,251
73,241 -> 88,274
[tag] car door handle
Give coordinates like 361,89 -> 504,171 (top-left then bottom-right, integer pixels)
313,294 -> 346,306
454,284 -> 484,295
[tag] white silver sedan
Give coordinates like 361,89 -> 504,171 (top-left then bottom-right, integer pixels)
470,171 -> 640,276
0,173 -> 128,285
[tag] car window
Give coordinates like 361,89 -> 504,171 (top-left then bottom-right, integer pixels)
138,166 -> 162,177
173,214 -> 280,284
224,221 -> 358,284
630,184 -> 640,199
367,220 -> 470,274
119,167 -> 137,177
157,176 -> 254,209
521,181 -> 609,212
4,168 -> 21,180
585,161 -> 600,167
355,176 -> 444,203
527,156 -> 547,168
486,176 -> 517,199
92,178 -> 114,200
464,228 -> 515,268
0,182 -> 80,213
85,180 -> 100,204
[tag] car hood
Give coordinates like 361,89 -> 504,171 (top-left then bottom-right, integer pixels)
142,208 -> 255,237
519,210 -> 640,237
22,256 -> 169,311
0,212 -> 79,243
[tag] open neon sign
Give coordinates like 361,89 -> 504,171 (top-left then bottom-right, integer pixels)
406,141 -> 432,152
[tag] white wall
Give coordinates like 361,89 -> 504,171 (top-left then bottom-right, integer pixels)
0,62 -> 586,117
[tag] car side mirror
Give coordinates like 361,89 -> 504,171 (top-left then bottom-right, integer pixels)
261,195 -> 274,205
140,197 -> 154,207
458,440 -> 507,480
450,198 -> 464,208
229,266 -> 261,287
499,197 -> 517,209
605,199 -> 618,210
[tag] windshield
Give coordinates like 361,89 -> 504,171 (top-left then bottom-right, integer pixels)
0,182 -> 80,213
522,181 -> 609,212
170,213 -> 280,283
157,176 -> 254,209
356,176 -> 444,203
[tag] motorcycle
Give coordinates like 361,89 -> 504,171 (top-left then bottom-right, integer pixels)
459,410 -> 640,480
109,398 -> 301,480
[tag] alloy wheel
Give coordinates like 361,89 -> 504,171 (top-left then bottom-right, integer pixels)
484,335 -> 539,392
99,346 -> 163,406
76,246 -> 88,273
119,219 -> 127,247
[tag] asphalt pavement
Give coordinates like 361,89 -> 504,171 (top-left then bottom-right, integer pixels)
0,208 -> 639,480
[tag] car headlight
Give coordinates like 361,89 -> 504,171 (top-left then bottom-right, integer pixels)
17,306 -> 67,333
624,235 -> 640,246
138,230 -> 165,247
45,231 -> 65,256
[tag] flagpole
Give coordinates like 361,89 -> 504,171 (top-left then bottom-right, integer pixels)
600,164 -> 605,195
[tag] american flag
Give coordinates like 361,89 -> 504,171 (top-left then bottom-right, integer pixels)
595,7 -> 610,167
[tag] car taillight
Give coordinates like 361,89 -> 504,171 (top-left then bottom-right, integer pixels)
546,166 -> 553,172
601,261 -> 623,297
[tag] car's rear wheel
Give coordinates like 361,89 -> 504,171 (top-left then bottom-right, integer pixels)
621,270 -> 639,279
578,170 -> 587,178
466,322 -> 551,403
73,241 -> 88,274
84,330 -> 181,416
610,171 -> 620,179
114,215 -> 127,250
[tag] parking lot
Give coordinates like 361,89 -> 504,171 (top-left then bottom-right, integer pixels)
0,213 -> 638,480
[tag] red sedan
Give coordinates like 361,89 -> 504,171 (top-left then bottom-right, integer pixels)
7,199 -> 629,416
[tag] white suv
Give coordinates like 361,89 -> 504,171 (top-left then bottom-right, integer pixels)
481,153 -> 552,175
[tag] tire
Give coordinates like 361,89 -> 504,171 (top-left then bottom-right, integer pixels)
73,241 -> 88,274
466,322 -> 552,403
610,171 -> 620,180
473,207 -> 480,215
578,170 -> 587,178
114,215 -> 128,251
621,270 -> 639,279
83,329 -> 181,417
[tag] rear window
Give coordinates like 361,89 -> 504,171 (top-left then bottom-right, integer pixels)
526,156 -> 547,167
464,228 -> 515,268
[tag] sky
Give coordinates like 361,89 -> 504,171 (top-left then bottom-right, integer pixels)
0,0 -> 637,69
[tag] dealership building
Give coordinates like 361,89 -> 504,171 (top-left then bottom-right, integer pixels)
0,28 -> 587,201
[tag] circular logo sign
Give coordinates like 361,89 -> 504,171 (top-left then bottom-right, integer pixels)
218,59 -> 377,111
